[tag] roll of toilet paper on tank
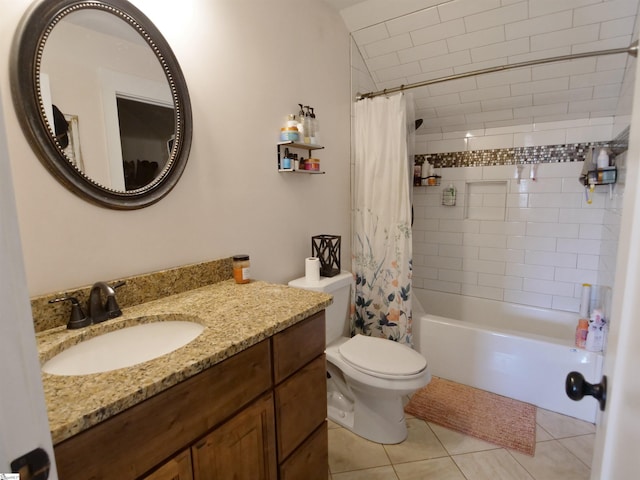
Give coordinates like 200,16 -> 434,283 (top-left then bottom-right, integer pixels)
305,257 -> 320,283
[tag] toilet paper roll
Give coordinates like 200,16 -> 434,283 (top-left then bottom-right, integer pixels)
305,257 -> 320,283
579,283 -> 591,318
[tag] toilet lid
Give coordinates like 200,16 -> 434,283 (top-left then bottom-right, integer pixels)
338,335 -> 427,376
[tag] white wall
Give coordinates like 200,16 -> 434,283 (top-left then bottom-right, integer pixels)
409,23 -> 637,316
350,22 -> 627,315
413,161 -> 610,313
0,0 -> 352,296
415,116 -> 615,153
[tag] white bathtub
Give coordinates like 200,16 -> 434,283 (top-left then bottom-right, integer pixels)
412,288 -> 603,423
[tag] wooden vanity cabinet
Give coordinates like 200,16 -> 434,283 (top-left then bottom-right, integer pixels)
272,312 -> 328,478
54,311 -> 327,480
143,449 -> 192,480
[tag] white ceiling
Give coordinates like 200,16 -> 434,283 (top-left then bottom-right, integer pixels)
325,0 -> 640,134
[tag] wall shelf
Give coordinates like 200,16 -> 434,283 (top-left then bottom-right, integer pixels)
277,168 -> 326,174
415,175 -> 440,186
277,141 -> 325,174
582,167 -> 617,186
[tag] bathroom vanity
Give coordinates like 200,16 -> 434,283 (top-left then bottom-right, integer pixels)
36,279 -> 331,479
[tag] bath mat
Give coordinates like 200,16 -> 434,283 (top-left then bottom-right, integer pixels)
405,376 -> 537,456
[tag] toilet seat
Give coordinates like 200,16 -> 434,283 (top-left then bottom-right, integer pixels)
338,334 -> 427,379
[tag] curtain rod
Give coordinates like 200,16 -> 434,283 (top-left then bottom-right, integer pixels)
355,41 -> 638,101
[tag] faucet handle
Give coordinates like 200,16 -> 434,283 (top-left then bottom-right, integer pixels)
105,280 -> 125,319
105,295 -> 122,319
49,295 -> 91,329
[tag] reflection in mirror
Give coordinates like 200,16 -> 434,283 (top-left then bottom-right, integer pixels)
11,0 -> 192,209
118,98 -> 174,190
40,9 -> 174,191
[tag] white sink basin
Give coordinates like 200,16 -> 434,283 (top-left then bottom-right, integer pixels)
42,321 -> 205,376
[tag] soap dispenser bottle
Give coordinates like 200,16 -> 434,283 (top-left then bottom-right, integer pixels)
303,106 -> 312,144
310,107 -> 319,144
297,104 -> 305,142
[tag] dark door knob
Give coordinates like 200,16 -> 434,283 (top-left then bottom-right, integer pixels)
566,371 -> 607,411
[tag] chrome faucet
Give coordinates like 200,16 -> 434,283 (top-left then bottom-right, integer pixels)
88,281 -> 124,324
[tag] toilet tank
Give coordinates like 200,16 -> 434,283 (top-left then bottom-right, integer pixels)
288,271 -> 353,344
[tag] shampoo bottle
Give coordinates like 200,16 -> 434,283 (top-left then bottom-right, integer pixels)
585,309 -> 606,352
575,318 -> 589,348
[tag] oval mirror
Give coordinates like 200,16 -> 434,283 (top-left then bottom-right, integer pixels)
11,0 -> 192,209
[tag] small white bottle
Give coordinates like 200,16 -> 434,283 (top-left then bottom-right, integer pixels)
596,148 -> 609,169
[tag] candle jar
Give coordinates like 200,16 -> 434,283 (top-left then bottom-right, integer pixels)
232,255 -> 251,284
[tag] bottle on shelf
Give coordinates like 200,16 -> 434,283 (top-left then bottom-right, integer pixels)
310,107 -> 319,144
297,104 -> 305,142
575,318 -> 589,348
585,308 -> 606,352
596,148 -> 610,169
282,148 -> 292,170
303,106 -> 313,144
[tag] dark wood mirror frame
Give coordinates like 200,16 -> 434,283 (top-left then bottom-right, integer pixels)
10,0 -> 192,209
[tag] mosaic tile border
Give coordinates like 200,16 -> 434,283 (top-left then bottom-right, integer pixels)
415,127 -> 629,168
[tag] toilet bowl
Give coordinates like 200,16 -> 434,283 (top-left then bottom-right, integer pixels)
288,271 -> 431,444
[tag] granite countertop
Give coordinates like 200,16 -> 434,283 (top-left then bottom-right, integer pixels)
36,279 -> 332,445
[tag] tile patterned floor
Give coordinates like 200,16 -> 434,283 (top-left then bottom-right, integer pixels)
328,408 -> 596,480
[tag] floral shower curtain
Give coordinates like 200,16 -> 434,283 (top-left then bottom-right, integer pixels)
352,93 -> 413,346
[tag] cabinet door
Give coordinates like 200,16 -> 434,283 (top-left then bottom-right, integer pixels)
192,393 -> 277,480
275,355 -> 327,460
279,422 -> 328,480
143,449 -> 193,480
273,311 -> 325,383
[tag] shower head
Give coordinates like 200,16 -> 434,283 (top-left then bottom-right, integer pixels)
415,119 -> 423,131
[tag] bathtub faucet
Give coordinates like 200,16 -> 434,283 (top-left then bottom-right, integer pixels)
88,280 -> 125,323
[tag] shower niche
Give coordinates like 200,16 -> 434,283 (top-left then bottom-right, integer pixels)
464,181 -> 508,221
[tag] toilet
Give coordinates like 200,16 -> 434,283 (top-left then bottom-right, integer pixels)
289,271 -> 431,444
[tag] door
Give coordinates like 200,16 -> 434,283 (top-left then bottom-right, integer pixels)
191,394 -> 277,480
0,91 -> 58,476
587,54 -> 640,479
142,449 -> 193,480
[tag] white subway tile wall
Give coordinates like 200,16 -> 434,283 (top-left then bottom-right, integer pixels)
415,117 -> 614,154
351,26 -> 628,316
412,161 -> 612,312
346,0 -> 638,134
